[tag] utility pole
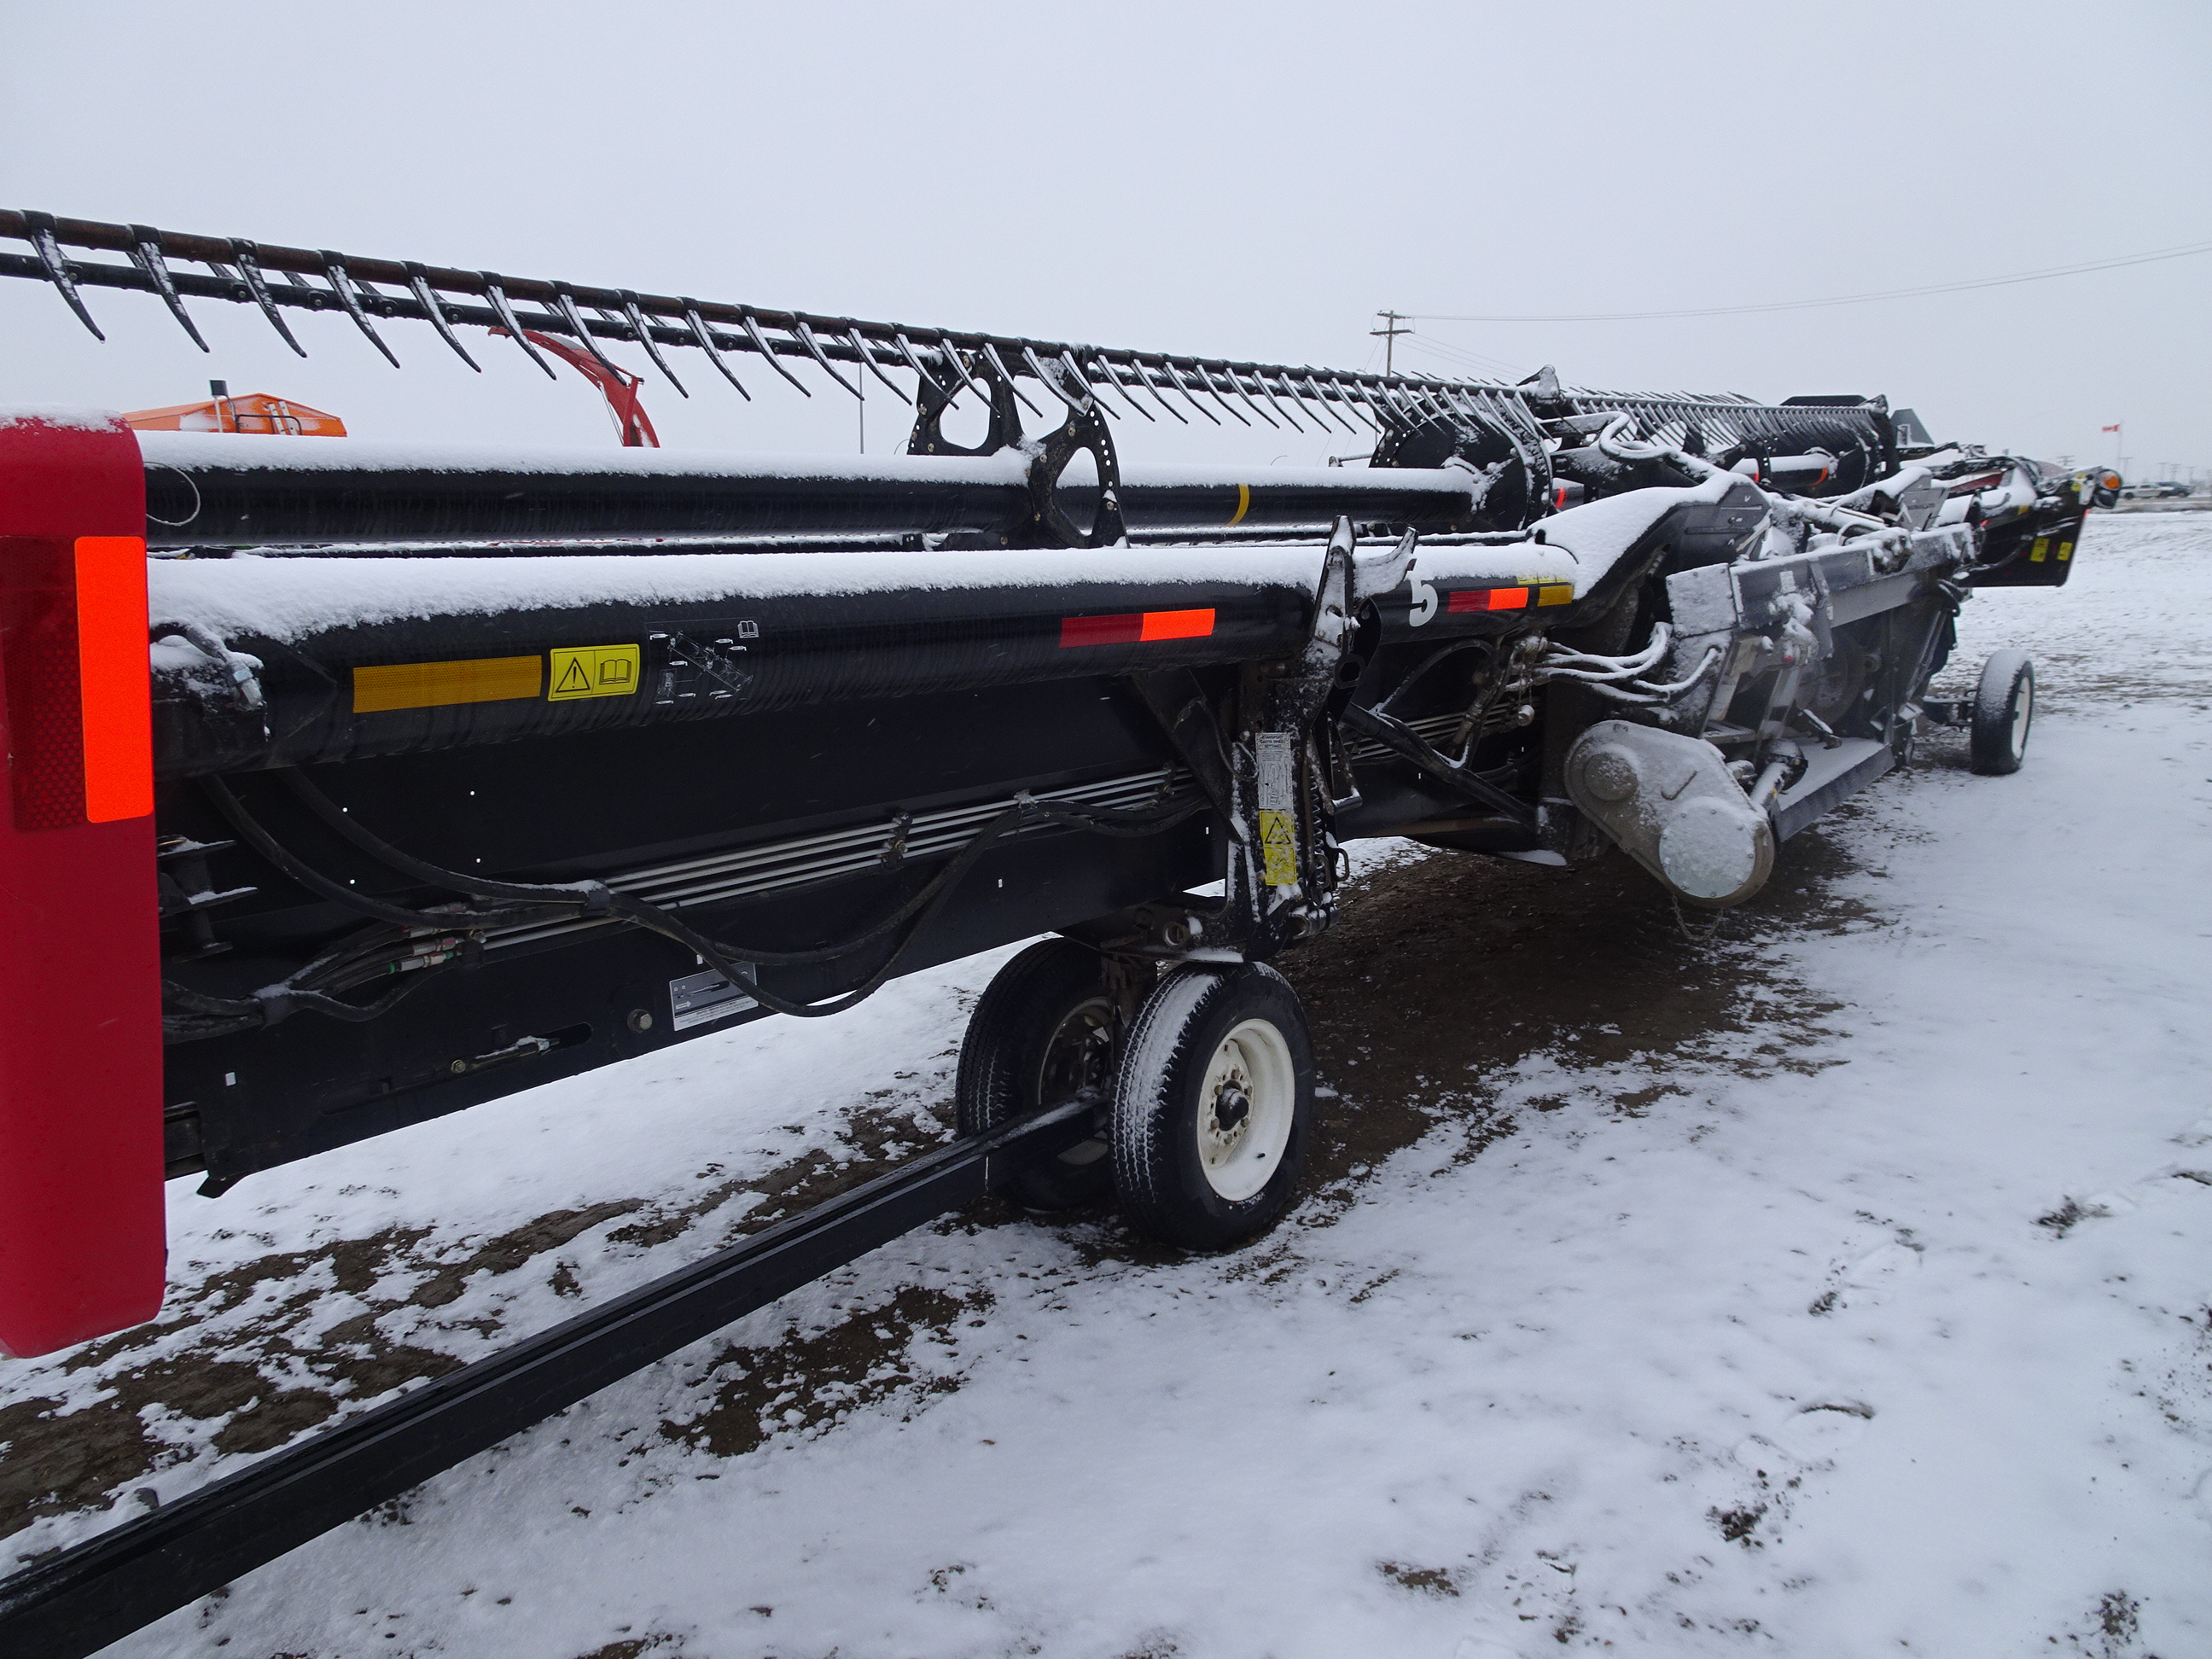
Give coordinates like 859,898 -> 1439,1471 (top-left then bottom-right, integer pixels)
1371,310 -> 1410,377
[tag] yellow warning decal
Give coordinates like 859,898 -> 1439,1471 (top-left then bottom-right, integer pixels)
352,655 -> 543,714
1259,807 -> 1299,886
1254,728 -> 1298,888
2030,536 -> 2049,562
2057,540 -> 2074,562
548,643 -> 642,701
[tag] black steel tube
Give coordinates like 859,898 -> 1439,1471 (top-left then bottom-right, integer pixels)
143,450 -> 1036,546
149,567 -> 1314,777
137,440 -> 1480,548
0,1097 -> 1097,1659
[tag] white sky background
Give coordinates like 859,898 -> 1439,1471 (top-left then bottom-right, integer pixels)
3,0 -> 2207,476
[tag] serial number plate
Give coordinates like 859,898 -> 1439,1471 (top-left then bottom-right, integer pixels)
668,967 -> 760,1032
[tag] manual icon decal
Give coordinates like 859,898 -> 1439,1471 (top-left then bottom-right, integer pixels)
548,643 -> 642,701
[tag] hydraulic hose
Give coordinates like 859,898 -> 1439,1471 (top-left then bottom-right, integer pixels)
273,770 -> 1209,1019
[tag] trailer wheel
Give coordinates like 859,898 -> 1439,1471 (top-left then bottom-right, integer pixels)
955,939 -> 1116,1210
1110,963 -> 1315,1250
1969,649 -> 2034,776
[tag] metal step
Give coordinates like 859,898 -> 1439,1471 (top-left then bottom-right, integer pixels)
1770,736 -> 1893,841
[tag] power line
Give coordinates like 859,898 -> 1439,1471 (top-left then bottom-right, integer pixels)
1395,331 -> 1526,380
1409,239 -> 2212,323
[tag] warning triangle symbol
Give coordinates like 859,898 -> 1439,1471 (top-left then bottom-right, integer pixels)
555,657 -> 592,695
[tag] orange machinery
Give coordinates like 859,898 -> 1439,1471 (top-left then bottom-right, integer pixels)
123,381 -> 346,437
123,356 -> 655,445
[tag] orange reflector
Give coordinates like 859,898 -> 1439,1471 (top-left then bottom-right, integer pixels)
1447,586 -> 1531,614
1537,585 -> 1575,607
73,536 -> 152,824
1061,608 -> 1216,648
352,655 -> 544,713
1140,608 -> 1215,641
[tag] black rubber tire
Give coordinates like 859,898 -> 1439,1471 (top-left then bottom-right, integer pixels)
954,939 -> 1115,1211
1110,963 -> 1316,1251
1969,649 -> 2034,776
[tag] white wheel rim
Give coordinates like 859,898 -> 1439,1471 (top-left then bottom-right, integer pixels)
1193,1017 -> 1297,1202
2011,676 -> 2033,758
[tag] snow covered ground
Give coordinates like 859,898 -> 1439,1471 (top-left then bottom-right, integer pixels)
6,512 -> 2211,1658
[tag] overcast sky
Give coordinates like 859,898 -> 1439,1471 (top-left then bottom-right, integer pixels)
5,0 -> 2207,477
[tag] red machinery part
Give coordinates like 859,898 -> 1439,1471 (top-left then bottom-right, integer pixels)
509,329 -> 660,447
0,410 -> 165,1357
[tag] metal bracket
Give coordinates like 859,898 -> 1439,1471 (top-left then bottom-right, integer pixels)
1211,518 -> 1371,957
1128,670 -> 1236,824
907,348 -> 1022,457
1016,397 -> 1126,550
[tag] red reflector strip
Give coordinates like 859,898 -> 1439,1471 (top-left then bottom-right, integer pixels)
73,536 -> 152,823
1060,613 -> 1144,647
1060,608 -> 1216,647
1446,586 -> 1532,614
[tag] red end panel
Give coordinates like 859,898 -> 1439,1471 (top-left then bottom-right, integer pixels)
0,412 -> 164,1358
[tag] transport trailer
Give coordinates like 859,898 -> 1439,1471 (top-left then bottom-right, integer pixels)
0,212 -> 2122,1655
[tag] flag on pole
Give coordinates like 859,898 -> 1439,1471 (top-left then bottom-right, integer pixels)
2102,423 -> 2122,432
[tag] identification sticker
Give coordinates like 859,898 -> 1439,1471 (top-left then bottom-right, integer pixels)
549,643 -> 642,701
668,967 -> 760,1032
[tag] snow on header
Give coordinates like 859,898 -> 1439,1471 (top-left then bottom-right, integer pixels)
1537,470 -> 1739,566
145,544 -> 1332,643
135,429 -> 1033,487
138,492 -> 1714,645
131,430 -> 1473,499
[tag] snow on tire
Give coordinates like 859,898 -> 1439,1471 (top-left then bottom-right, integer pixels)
1970,649 -> 2034,776
1109,962 -> 1315,1250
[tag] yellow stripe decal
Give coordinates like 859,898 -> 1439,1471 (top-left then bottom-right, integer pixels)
1227,481 -> 1250,527
352,655 -> 544,714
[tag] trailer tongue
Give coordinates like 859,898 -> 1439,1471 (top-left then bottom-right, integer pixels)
0,212 -> 2116,1655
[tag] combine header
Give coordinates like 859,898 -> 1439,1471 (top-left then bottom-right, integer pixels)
0,211 -> 2119,1654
